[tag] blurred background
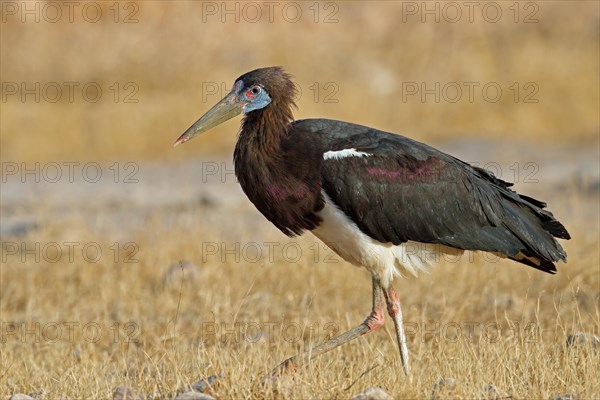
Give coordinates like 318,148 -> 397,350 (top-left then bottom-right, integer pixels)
1,1 -> 598,162
1,2 -> 599,398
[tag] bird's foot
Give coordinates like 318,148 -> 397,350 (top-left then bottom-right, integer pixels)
259,357 -> 298,390
365,302 -> 386,332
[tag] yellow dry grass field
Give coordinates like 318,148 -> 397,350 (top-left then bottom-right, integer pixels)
1,169 -> 599,399
1,1 -> 599,399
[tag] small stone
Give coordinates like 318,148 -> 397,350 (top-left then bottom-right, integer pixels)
0,221 -> 38,237
173,392 -> 215,400
433,377 -> 456,391
190,374 -> 223,392
197,194 -> 217,207
551,394 -> 579,400
350,387 -> 394,400
566,332 -> 600,349
483,384 -> 511,399
8,395 -> 34,400
177,374 -> 223,394
431,377 -> 456,399
113,386 -> 145,400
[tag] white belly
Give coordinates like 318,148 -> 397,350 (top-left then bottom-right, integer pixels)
311,192 -> 463,287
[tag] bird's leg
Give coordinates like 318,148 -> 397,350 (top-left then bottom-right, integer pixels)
268,276 -> 386,377
382,284 -> 410,376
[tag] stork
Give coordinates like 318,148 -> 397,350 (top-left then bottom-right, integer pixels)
174,67 -> 570,377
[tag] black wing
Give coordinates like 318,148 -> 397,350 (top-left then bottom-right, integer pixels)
292,119 -> 570,273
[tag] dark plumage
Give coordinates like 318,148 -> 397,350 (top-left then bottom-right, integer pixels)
231,67 -> 569,273
174,66 -> 570,377
294,118 -> 569,273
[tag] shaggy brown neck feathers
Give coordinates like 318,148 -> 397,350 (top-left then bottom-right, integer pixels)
235,67 -> 297,159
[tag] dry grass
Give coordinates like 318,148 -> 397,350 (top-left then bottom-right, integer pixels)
1,175 -> 599,398
1,1 -> 599,399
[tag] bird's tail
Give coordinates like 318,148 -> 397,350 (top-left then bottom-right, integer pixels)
472,166 -> 570,274
499,189 -> 570,274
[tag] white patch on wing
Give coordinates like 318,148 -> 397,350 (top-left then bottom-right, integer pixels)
311,191 -> 463,287
323,148 -> 370,160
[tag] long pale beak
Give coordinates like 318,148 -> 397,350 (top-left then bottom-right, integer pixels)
174,92 -> 244,147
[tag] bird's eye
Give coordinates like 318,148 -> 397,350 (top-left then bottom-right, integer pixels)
246,86 -> 261,98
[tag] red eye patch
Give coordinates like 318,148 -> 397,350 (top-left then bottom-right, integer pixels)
246,89 -> 256,99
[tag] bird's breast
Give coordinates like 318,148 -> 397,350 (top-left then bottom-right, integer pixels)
233,150 -> 324,237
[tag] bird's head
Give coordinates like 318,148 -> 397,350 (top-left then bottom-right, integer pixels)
174,66 -> 296,146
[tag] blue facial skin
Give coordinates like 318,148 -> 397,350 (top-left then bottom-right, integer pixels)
234,80 -> 272,113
